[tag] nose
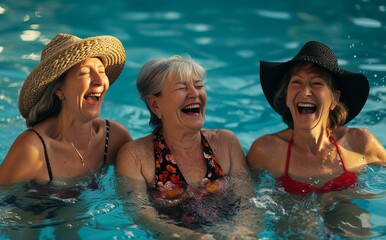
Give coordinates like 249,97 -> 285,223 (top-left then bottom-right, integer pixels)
91,71 -> 108,86
187,85 -> 199,98
300,84 -> 312,97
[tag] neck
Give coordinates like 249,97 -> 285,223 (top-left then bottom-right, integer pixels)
55,116 -> 94,147
161,127 -> 202,153
291,127 -> 331,155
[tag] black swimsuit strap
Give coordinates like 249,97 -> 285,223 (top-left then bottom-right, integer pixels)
103,120 -> 110,163
26,120 -> 110,182
27,129 -> 53,181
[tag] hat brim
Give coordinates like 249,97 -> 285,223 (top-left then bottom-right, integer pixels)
260,60 -> 369,125
18,35 -> 126,119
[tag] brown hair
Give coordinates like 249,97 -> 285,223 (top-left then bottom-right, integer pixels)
273,62 -> 348,130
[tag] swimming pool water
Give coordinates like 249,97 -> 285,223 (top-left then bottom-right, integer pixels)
0,0 -> 385,239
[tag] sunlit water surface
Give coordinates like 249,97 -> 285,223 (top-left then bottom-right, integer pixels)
0,0 -> 385,239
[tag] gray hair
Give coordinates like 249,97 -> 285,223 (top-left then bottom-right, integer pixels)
136,55 -> 205,128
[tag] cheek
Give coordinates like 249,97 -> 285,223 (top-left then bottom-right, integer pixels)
200,89 -> 207,99
285,93 -> 292,108
104,77 -> 110,87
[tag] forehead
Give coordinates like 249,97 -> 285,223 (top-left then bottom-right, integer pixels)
292,62 -> 331,79
167,70 -> 203,84
77,57 -> 104,66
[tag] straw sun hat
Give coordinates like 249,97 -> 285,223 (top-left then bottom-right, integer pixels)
18,33 -> 126,119
259,41 -> 369,125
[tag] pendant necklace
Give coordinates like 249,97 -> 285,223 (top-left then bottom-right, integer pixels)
69,133 -> 92,166
71,142 -> 85,166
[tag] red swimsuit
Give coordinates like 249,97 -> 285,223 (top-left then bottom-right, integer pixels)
277,132 -> 358,195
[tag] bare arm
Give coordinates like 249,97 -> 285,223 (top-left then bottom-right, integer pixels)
343,128 -> 386,166
246,135 -> 271,172
224,130 -> 247,176
106,120 -> 133,164
115,140 -> 214,239
0,131 -> 48,185
116,141 -> 148,192
218,130 -> 264,238
357,129 -> 386,165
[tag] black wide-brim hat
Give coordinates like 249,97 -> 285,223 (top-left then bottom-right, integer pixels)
260,41 -> 369,125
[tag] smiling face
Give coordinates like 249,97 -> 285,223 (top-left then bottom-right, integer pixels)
56,57 -> 109,121
148,71 -> 207,132
286,63 -> 338,130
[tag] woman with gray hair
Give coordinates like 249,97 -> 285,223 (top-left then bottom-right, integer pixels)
116,55 -> 257,239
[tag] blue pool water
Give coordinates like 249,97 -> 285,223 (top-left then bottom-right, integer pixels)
0,0 -> 385,239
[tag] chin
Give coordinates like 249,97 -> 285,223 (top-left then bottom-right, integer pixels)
191,123 -> 204,131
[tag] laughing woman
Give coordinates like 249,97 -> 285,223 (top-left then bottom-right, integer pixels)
247,41 -> 386,195
116,55 -> 258,239
0,33 -> 132,185
247,40 -> 386,238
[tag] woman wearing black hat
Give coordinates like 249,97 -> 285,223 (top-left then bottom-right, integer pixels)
247,41 -> 385,195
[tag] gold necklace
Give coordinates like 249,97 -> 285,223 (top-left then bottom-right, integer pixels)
70,137 -> 92,166
71,142 -> 85,166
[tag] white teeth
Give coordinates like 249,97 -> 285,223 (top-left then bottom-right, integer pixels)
87,93 -> 101,97
184,103 -> 200,109
297,103 -> 315,107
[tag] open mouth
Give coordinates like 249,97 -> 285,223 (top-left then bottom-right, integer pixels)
297,103 -> 317,114
181,103 -> 200,114
84,93 -> 101,105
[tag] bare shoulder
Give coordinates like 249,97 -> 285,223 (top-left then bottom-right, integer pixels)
200,128 -> 242,152
7,130 -> 45,158
249,129 -> 289,155
102,119 -> 132,141
120,135 -> 152,154
247,129 -> 290,170
116,134 -> 156,183
116,134 -> 153,176
335,126 -> 386,163
335,126 -> 380,150
0,130 -> 47,184
202,128 -> 239,142
118,135 -> 152,160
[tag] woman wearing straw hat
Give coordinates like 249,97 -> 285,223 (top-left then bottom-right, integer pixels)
0,33 -> 132,185
247,41 -> 385,195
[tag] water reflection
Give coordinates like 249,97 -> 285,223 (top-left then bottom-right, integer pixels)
0,0 -> 385,239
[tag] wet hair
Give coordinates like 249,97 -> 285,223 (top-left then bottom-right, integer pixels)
273,62 -> 348,130
136,54 -> 205,128
26,73 -> 66,127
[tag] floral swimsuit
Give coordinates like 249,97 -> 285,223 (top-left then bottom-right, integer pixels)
151,127 -> 224,198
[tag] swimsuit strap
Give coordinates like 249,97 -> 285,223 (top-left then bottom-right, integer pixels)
286,131 -> 347,173
152,127 -> 187,187
152,127 -> 224,189
103,119 -> 110,163
328,131 -> 346,171
25,120 -> 110,181
200,131 -> 224,179
284,132 -> 294,177
26,129 -> 53,181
